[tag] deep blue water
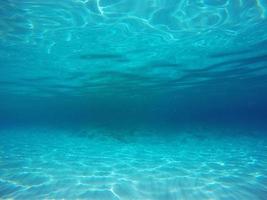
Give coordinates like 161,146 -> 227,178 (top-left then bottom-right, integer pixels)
1,0 -> 267,199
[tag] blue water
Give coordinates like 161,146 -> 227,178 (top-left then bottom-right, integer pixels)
1,0 -> 267,199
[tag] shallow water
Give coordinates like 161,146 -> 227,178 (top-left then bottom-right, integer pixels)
1,0 -> 267,199
1,127 -> 267,200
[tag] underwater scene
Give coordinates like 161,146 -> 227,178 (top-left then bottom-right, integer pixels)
1,0 -> 267,199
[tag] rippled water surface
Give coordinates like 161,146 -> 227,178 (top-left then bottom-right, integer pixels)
1,0 -> 267,97
1,0 -> 267,199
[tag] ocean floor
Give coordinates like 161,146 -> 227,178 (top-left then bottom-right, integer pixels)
0,126 -> 267,200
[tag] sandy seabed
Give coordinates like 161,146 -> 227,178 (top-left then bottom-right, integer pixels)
0,126 -> 266,200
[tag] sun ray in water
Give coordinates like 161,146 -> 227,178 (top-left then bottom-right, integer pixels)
0,0 -> 267,199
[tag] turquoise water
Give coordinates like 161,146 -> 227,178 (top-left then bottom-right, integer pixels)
1,126 -> 267,199
1,0 -> 267,199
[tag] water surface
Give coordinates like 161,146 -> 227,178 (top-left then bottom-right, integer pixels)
0,0 -> 267,199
